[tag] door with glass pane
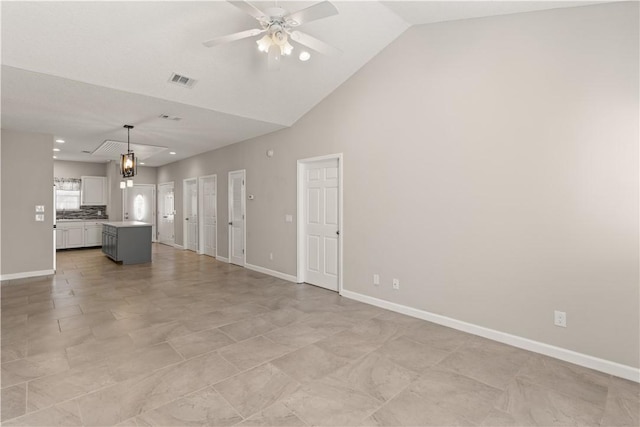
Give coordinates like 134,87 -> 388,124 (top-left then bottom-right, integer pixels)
123,184 -> 156,240
158,182 -> 175,245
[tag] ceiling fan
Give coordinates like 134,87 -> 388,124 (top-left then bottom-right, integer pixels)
202,0 -> 341,70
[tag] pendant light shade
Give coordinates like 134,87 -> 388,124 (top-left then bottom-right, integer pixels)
120,125 -> 137,178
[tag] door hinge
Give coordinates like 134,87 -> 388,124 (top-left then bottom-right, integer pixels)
242,249 -> 245,254
242,214 -> 245,220
242,180 -> 245,186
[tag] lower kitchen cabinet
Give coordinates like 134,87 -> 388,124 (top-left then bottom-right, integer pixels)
84,222 -> 104,246
56,223 -> 85,249
57,220 -> 106,249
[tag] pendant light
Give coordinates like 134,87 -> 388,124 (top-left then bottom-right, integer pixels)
120,125 -> 137,178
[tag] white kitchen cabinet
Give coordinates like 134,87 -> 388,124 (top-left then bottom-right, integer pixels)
84,221 -> 104,246
55,228 -> 64,249
81,176 -> 107,206
57,222 -> 85,249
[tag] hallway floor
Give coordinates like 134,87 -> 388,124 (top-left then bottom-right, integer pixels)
1,245 -> 638,426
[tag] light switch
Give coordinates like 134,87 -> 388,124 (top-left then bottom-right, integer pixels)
35,214 -> 45,222
35,205 -> 45,213
285,214 -> 293,223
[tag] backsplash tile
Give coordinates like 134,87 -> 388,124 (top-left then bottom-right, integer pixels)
57,206 -> 108,220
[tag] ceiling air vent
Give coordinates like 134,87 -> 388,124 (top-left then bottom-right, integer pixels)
159,114 -> 182,121
168,73 -> 196,88
92,140 -> 167,160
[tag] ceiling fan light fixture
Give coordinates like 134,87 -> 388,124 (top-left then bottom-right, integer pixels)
207,1 -> 340,67
282,40 -> 293,56
256,34 -> 271,52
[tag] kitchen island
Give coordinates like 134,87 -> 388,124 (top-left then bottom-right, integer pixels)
102,221 -> 152,264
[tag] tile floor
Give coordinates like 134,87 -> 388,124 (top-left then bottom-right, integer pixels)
1,245 -> 638,426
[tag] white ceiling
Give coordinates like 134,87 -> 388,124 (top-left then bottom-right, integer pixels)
1,1 -> 602,166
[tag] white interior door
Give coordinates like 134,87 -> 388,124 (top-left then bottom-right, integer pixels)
123,184 -> 156,240
157,182 -> 175,245
199,175 -> 217,257
228,170 -> 245,266
302,158 -> 339,291
183,178 -> 198,252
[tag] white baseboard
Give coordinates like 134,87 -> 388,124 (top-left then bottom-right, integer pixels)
172,244 -> 184,250
216,256 -> 229,263
245,263 -> 298,283
0,269 -> 55,281
340,289 -> 640,383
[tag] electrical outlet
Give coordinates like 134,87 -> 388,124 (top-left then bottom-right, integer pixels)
554,310 -> 567,327
373,274 -> 380,286
392,278 -> 400,290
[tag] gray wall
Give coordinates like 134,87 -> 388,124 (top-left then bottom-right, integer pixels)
54,160 -> 107,178
1,129 -> 54,276
159,2 -> 638,368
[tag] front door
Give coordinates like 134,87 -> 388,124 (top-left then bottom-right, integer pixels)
123,184 -> 156,240
184,178 -> 198,252
228,170 -> 245,266
302,158 -> 339,291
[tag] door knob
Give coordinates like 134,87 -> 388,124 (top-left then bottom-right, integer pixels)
336,230 -> 340,235
229,222 -> 233,225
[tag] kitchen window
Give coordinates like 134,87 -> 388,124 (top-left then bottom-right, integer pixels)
54,178 -> 81,210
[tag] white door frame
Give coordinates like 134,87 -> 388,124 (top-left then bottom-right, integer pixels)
198,174 -> 217,257
296,153 -> 344,293
157,181 -> 175,246
228,169 -> 246,266
183,177 -> 198,251
122,184 -> 157,241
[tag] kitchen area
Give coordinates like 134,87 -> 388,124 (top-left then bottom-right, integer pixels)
54,160 -> 156,265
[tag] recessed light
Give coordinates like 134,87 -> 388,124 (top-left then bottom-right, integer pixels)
140,162 -> 145,165
53,148 -> 61,152
55,139 -> 65,143
53,156 -> 57,159
169,152 -> 176,155
299,51 -> 311,61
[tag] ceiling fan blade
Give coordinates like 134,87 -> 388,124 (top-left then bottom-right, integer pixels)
290,31 -> 341,56
202,28 -> 264,48
284,1 -> 338,26
228,1 -> 267,21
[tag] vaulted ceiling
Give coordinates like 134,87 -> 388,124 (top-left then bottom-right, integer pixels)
1,1 -> 603,166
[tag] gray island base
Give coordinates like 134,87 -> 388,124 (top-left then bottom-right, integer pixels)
102,221 -> 152,265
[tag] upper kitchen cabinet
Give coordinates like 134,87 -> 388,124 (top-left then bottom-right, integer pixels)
81,176 -> 107,206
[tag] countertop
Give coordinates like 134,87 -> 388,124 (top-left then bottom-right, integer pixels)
103,221 -> 152,228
